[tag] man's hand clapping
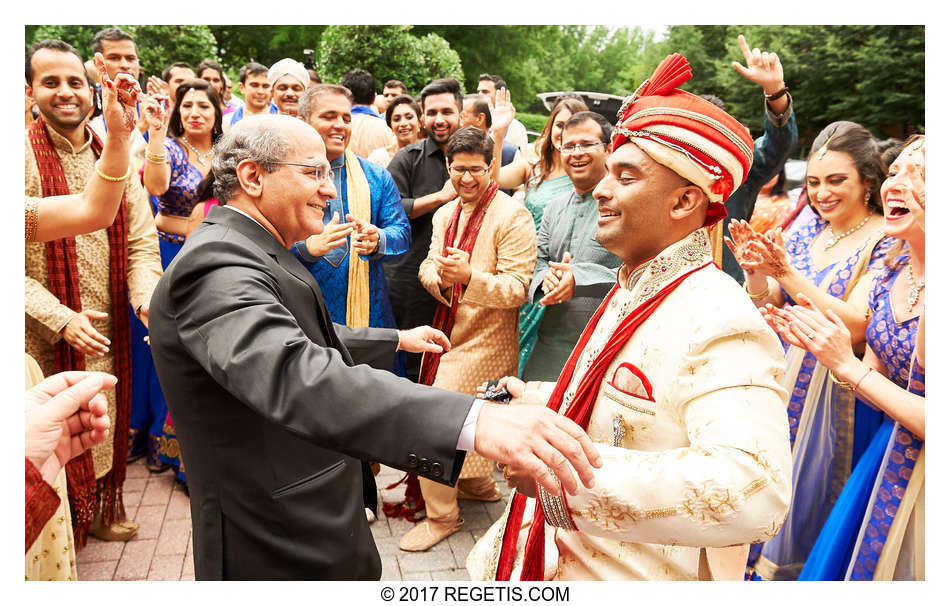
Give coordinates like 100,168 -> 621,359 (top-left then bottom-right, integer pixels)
434,246 -> 473,287
539,252 -> 574,306
304,212 -> 355,257
346,213 -> 381,256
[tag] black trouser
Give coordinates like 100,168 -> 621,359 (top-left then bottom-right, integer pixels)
361,460 -> 378,516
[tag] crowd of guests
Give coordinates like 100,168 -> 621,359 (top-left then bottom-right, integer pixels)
24,27 -> 923,581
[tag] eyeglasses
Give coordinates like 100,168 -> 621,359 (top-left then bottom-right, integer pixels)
448,166 -> 490,177
559,141 -> 607,155
274,161 -> 334,184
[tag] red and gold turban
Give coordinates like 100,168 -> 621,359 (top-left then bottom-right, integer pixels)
613,54 -> 754,226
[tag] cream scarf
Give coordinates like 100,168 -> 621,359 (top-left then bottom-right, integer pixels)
344,149 -> 371,327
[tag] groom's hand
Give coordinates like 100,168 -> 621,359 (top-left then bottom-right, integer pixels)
473,403 -> 601,496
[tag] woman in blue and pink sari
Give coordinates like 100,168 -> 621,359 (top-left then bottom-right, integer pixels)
763,134 -> 925,580
728,122 -> 893,579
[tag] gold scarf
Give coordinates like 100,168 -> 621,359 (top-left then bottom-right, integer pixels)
344,149 -> 371,327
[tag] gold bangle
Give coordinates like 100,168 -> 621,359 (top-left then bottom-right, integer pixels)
145,150 -> 168,162
745,281 -> 770,300
829,370 -> 854,390
145,156 -> 169,165
94,160 -> 132,182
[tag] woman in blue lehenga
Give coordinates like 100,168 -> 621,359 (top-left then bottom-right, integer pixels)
131,80 -> 223,482
489,95 -> 589,376
764,135 -> 925,580
727,122 -> 892,580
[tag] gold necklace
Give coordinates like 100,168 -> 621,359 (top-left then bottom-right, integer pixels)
825,214 -> 871,250
906,259 -> 924,313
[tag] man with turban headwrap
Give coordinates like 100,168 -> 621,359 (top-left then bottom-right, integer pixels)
468,53 -> 793,581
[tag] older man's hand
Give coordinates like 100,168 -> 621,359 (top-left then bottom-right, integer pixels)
473,402 -> 601,496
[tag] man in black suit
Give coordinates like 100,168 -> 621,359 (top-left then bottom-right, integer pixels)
148,114 -> 601,580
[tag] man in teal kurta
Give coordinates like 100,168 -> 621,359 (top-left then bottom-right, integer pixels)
521,112 -> 622,381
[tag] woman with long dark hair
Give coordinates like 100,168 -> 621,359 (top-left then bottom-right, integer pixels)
729,121 -> 893,580
131,79 -> 223,479
762,135 -> 925,580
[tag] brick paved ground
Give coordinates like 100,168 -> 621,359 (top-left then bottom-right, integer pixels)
76,459 -> 511,581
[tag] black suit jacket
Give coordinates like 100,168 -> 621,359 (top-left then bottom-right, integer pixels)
149,207 -> 472,580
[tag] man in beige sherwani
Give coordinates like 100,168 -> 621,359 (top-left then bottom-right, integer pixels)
25,40 -> 162,542
400,127 -> 537,551
468,54 -> 793,581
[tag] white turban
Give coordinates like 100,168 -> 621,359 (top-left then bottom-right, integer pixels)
268,58 -> 309,88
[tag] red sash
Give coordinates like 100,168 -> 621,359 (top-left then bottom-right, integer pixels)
496,261 -> 712,580
418,181 -> 499,386
27,117 -> 132,546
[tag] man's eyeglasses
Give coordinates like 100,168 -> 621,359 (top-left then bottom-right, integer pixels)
448,166 -> 490,177
274,161 -> 334,184
559,141 -> 607,155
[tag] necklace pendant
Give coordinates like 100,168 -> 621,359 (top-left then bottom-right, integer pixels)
906,286 -> 919,313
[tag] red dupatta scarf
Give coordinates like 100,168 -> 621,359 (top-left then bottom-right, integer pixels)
27,117 -> 132,547
495,259 -> 712,581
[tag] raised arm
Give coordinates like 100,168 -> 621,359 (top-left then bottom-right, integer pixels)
30,54 -> 140,242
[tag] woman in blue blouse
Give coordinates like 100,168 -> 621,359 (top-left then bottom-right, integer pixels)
764,135 -> 925,580
132,80 -> 223,478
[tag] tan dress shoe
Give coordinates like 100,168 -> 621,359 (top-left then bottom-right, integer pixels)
89,521 -> 139,542
457,484 -> 502,502
398,517 -> 463,552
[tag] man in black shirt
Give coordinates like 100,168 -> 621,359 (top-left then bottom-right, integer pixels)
385,78 -> 463,381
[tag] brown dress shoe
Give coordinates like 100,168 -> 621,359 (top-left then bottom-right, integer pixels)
398,517 -> 463,552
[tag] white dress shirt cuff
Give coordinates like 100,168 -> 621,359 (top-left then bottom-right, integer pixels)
456,399 -> 483,452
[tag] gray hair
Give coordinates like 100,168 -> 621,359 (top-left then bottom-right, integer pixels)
297,84 -> 352,123
212,114 -> 292,203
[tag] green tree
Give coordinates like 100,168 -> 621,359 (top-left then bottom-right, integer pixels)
317,25 -> 462,94
207,25 -> 326,73
26,25 -> 218,79
659,25 -> 924,147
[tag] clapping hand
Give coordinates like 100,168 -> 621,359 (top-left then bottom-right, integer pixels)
25,371 -> 115,485
141,91 -> 171,136
760,294 -> 857,373
725,220 -> 791,279
434,247 -> 473,286
539,252 -> 574,306
304,212 -> 355,257
94,52 -> 142,136
147,75 -> 169,97
346,213 -> 380,256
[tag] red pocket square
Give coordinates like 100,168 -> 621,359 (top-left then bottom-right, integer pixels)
609,363 -> 654,400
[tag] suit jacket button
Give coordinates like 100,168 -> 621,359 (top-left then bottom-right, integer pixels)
408,454 -> 419,468
431,462 -> 443,478
419,459 -> 432,474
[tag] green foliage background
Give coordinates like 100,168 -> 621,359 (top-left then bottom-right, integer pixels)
26,24 -> 924,152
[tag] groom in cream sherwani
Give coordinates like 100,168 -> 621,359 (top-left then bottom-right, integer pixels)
469,53 -> 793,581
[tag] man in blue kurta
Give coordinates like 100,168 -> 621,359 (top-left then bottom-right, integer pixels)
292,83 -> 411,331
291,83 -> 411,523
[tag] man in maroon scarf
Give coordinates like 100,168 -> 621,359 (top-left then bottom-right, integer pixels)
25,38 -> 162,545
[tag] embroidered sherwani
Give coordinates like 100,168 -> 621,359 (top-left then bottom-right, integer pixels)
471,230 -> 793,580
24,127 -> 163,478
418,190 -> 536,478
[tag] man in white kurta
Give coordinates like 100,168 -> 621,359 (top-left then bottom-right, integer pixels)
468,52 -> 793,581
